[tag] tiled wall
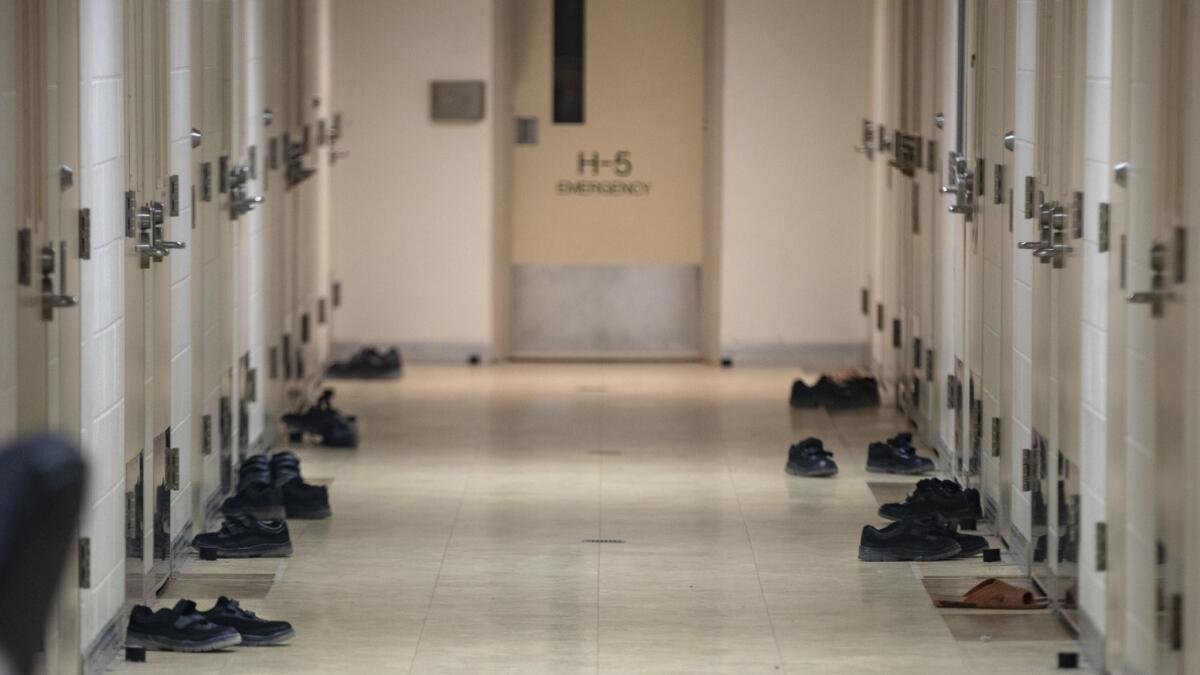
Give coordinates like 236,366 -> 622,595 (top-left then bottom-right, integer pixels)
0,0 -> 16,440
1077,0 -> 1114,640
78,0 -> 127,650
1008,0 -> 1037,543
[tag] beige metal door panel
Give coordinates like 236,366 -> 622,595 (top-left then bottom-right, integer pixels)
16,0 -> 83,670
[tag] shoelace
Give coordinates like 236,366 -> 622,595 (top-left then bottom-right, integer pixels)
221,598 -> 259,620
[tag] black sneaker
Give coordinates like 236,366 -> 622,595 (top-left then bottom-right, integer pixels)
878,479 -> 982,522
785,438 -> 838,477
866,441 -> 935,475
201,596 -> 295,646
789,379 -> 820,408
281,478 -> 331,519
910,513 -> 989,557
824,376 -> 881,410
858,521 -> 962,561
282,389 -> 359,448
221,482 -> 286,521
327,347 -> 402,379
192,514 -> 293,558
126,600 -> 242,652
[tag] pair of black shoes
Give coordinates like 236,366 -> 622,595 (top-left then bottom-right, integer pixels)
221,451 -> 332,521
866,432 -> 935,474
858,479 -> 986,561
192,513 -> 293,558
282,389 -> 358,448
327,346 -> 402,379
785,437 -> 838,477
126,598 -> 294,652
789,375 -> 880,410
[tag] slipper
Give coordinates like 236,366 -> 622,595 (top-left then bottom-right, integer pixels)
933,578 -> 1049,609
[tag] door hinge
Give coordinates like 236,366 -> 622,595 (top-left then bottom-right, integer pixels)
1095,521 -> 1107,572
892,319 -> 902,349
971,396 -> 983,462
993,164 -> 1005,204
282,334 -> 293,379
165,441 -> 180,491
218,156 -> 229,193
169,175 -> 180,216
1120,234 -> 1128,289
911,377 -> 921,408
202,414 -> 213,455
1024,176 -> 1036,219
248,145 -> 258,180
318,298 -> 327,325
60,164 -> 74,190
876,303 -> 884,332
991,416 -> 1001,457
1099,202 -> 1110,252
270,136 -> 279,170
219,396 -> 232,450
78,538 -> 91,588
925,349 -> 934,382
861,288 -> 869,316
1021,447 -> 1037,492
245,367 -> 258,403
201,162 -> 213,202
1174,225 -> 1187,283
78,209 -> 91,260
1170,593 -> 1184,651
301,313 -> 311,343
333,281 -> 343,308
125,489 -> 138,539
926,139 -> 937,174
17,228 -> 32,285
976,158 -> 985,199
269,346 -> 279,380
913,338 -> 923,368
946,374 -> 958,410
1072,190 -> 1084,240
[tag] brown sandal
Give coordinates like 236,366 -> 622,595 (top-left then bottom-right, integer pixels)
933,578 -> 1050,609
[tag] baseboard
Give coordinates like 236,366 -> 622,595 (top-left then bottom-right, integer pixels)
718,341 -> 869,368
332,341 -> 493,364
81,611 -> 123,675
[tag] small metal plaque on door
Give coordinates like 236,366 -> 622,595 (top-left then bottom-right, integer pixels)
201,162 -> 213,202
169,175 -> 180,216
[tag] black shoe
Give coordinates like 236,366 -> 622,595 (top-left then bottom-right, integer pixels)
220,483 -> 286,523
192,514 -> 293,558
858,521 -> 962,561
327,347 -> 402,379
785,438 -> 838,477
282,389 -> 359,448
789,379 -> 820,408
269,450 -> 302,486
281,478 -> 331,519
866,441 -> 935,475
910,513 -> 989,557
201,596 -> 295,646
878,479 -> 982,522
126,600 -> 242,652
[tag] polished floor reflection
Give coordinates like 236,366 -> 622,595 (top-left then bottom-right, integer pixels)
110,364 -> 1073,674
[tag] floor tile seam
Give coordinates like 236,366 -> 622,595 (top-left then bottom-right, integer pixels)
722,444 -> 789,675
405,439 -> 476,675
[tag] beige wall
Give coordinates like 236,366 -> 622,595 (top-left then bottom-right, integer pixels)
718,0 -> 872,361
511,0 -> 704,265
330,0 -> 496,354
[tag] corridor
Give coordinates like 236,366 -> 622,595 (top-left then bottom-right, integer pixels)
110,366 -> 1070,674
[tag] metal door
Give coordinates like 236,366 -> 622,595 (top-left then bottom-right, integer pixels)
14,0 -> 83,671
122,0 -> 175,600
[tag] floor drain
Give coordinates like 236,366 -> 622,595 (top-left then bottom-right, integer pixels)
582,539 -> 625,544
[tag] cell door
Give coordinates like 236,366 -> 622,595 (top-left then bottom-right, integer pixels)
1025,0 -> 1086,618
969,0 -> 1016,540
14,0 -> 83,671
123,0 -> 175,600
1116,0 -> 1191,670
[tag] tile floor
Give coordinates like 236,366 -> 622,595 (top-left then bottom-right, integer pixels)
109,364 -> 1080,674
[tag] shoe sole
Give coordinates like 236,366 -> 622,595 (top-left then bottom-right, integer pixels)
125,632 -> 242,653
865,464 -> 934,476
222,505 -> 287,521
285,505 -> 332,519
193,542 -> 293,558
784,463 -> 838,478
857,544 -> 962,562
240,626 -> 296,646
876,507 -> 980,522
